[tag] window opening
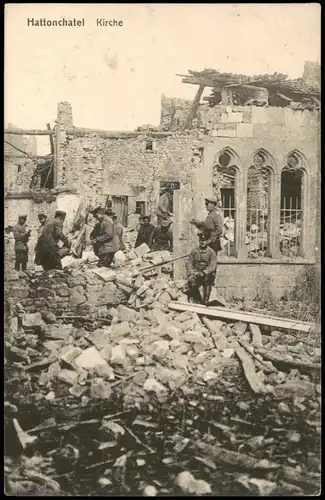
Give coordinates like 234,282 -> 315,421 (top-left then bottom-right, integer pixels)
246,152 -> 271,258
280,153 -> 303,257
213,149 -> 237,257
135,201 -> 146,216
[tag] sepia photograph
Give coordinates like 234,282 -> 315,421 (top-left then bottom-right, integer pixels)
4,3 -> 321,496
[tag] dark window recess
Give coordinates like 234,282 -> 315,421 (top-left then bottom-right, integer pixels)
30,160 -> 54,189
145,140 -> 154,151
136,201 -> 146,216
105,198 -> 113,210
17,166 -> 22,174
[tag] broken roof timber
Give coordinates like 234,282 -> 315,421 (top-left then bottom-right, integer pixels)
4,127 -> 173,139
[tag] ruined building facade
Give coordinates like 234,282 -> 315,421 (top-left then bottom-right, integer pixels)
5,80 -> 320,301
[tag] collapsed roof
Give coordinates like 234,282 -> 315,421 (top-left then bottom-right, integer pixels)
177,63 -> 320,108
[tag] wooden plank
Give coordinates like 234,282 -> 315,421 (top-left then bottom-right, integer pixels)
4,154 -> 53,160
4,127 -> 173,138
47,123 -> 55,154
183,84 -> 205,130
4,129 -> 53,136
168,301 -> 316,333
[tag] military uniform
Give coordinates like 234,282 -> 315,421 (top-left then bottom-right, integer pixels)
35,218 -> 70,271
93,215 -> 120,267
13,219 -> 30,271
186,233 -> 217,304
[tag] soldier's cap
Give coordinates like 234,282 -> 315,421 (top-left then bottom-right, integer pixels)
18,214 -> 27,220
141,214 -> 151,221
160,216 -> 172,226
54,210 -> 67,218
38,213 -> 47,219
205,197 -> 218,205
198,232 -> 210,242
90,206 -> 104,216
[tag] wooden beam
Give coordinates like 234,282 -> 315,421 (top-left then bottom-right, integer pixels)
5,127 -> 174,139
47,123 -> 55,154
5,154 -> 53,160
183,84 -> 205,130
4,129 -> 53,136
168,301 -> 316,333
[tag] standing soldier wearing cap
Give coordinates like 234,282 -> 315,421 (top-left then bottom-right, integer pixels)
186,232 -> 218,304
111,213 -> 126,251
13,215 -> 31,272
135,214 -> 155,248
190,197 -> 223,255
90,206 -> 119,267
157,186 -> 172,224
148,216 -> 173,252
35,210 -> 71,271
34,213 -> 47,265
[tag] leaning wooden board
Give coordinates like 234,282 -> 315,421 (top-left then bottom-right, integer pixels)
168,301 -> 316,333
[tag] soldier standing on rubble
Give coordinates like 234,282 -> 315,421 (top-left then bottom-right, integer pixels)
34,213 -> 47,265
190,197 -> 223,255
112,212 -> 126,251
90,206 -> 119,267
135,214 -> 155,248
148,216 -> 173,251
13,215 -> 31,272
35,210 -> 71,271
157,186 -> 172,224
186,232 -> 217,305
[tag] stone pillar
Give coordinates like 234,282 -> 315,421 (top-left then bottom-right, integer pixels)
58,102 -> 73,129
173,189 -> 193,280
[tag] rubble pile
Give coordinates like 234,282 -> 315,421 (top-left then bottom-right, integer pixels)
5,247 -> 321,495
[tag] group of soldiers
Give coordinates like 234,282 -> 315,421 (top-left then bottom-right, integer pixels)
10,195 -> 222,305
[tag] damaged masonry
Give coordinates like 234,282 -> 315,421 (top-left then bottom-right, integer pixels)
5,60 -> 320,496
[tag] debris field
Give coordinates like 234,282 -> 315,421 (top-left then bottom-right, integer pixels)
4,243 -> 321,496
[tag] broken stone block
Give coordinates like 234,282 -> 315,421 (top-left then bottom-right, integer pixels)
143,378 -> 167,394
94,363 -> 115,381
99,344 -> 112,361
89,378 -> 112,400
136,284 -> 149,297
22,312 -> 44,328
48,361 -> 61,376
222,348 -> 235,359
202,370 -> 219,382
56,369 -> 79,386
44,340 -> 65,354
75,346 -> 108,370
47,324 -> 74,342
134,243 -> 150,258
116,305 -> 138,323
110,345 -> 127,365
59,346 -> 83,367
70,285 -> 86,306
88,328 -> 111,350
110,321 -> 131,338
69,384 -> 88,397
233,321 -> 247,335
114,250 -> 127,265
45,391 -> 56,401
175,471 -> 211,495
127,250 -> 138,260
273,380 -> 316,400
92,268 -> 117,282
153,340 -> 170,356
184,331 -> 204,343
249,323 -> 263,346
173,311 -> 193,323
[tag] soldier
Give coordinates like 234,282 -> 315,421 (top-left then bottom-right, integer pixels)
37,213 -> 47,238
112,213 -> 126,251
35,210 -> 71,271
157,186 -> 172,224
90,206 -> 119,267
186,232 -> 217,305
190,197 -> 223,255
135,214 -> 155,248
13,215 -> 31,272
148,216 -> 173,252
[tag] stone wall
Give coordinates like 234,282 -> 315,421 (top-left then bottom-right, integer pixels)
215,263 -> 310,301
5,268 -> 125,316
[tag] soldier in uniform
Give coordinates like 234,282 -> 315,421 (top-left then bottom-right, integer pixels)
190,196 -> 223,255
148,216 -> 173,252
35,210 -> 71,271
186,232 -> 217,305
13,215 -> 31,272
112,213 -> 126,251
135,214 -> 155,248
90,206 -> 119,267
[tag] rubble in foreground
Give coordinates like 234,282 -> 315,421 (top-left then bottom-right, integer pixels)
4,248 -> 321,496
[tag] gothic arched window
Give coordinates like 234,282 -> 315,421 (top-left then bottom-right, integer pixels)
213,148 -> 239,257
246,150 -> 273,258
280,151 -> 306,257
